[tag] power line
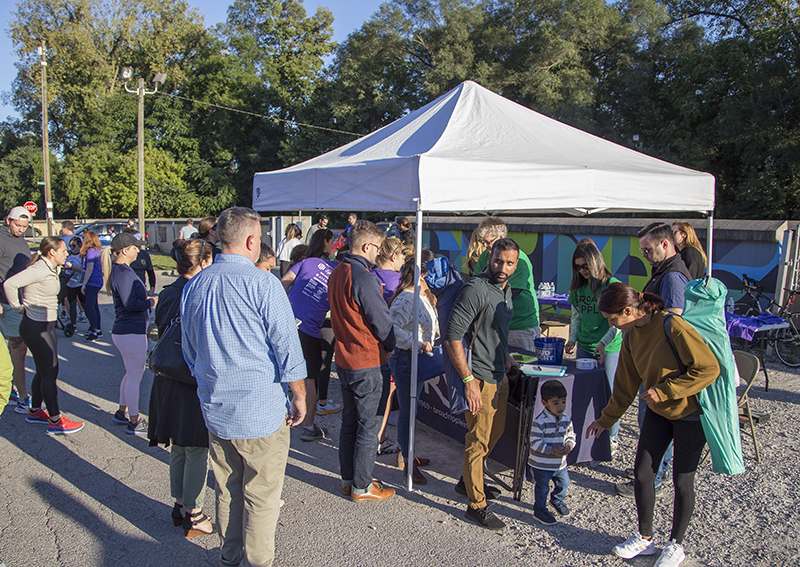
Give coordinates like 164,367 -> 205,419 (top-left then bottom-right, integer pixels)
160,92 -> 361,138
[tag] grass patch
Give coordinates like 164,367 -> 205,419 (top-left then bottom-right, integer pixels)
150,252 -> 176,272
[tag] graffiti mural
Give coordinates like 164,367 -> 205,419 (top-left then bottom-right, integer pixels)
426,228 -> 781,301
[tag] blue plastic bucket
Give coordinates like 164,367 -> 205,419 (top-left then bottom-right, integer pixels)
533,337 -> 565,366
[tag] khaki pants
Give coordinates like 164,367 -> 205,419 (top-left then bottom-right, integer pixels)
210,424 -> 290,567
463,376 -> 509,509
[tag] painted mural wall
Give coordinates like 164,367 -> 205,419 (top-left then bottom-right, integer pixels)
426,229 -> 781,302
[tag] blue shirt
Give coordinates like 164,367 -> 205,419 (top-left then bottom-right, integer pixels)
181,254 -> 306,440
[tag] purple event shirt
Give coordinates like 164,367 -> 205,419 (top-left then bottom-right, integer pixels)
288,257 -> 338,338
372,268 -> 401,303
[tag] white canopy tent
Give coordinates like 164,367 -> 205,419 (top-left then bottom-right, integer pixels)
252,80 -> 715,490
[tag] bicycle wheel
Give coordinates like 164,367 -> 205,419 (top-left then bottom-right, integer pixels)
775,313 -> 800,367
733,302 -> 759,317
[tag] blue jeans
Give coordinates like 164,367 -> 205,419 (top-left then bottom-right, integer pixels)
338,365 -> 384,492
638,384 -> 672,486
388,349 -> 424,458
577,346 -> 620,443
530,466 -> 570,511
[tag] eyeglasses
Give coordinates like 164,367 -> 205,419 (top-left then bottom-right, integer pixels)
365,242 -> 382,251
639,243 -> 663,256
573,262 -> 590,272
480,238 -> 496,249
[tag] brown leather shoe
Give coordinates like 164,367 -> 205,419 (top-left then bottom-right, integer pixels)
351,480 -> 395,503
403,462 -> 428,485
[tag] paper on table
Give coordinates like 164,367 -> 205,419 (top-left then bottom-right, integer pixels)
520,364 -> 567,377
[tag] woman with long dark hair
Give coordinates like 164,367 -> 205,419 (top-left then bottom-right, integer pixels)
281,228 -> 339,440
108,233 -> 157,435
564,239 -> 622,449
149,239 -> 215,537
3,237 -> 83,434
586,282 -> 719,567
80,231 -> 103,341
388,252 -> 438,484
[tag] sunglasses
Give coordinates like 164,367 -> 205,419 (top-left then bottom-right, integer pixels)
574,262 -> 590,272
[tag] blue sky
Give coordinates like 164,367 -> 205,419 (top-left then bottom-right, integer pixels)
0,0 -> 384,121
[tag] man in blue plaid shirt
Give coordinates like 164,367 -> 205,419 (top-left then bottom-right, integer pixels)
182,206 -> 307,567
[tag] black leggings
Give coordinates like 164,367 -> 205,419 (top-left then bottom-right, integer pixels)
66,286 -> 85,326
19,315 -> 60,417
634,407 -> 706,543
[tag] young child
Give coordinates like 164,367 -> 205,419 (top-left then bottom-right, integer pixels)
528,379 -> 576,525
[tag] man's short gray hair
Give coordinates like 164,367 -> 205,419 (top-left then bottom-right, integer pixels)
218,207 -> 261,249
476,216 -> 508,241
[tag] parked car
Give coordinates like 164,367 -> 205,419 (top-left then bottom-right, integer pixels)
75,222 -> 134,248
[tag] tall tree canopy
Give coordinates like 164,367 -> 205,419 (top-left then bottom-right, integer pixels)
3,0 -> 800,219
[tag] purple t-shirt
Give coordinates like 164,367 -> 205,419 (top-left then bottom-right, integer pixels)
372,268 -> 401,303
84,247 -> 103,288
288,258 -> 338,338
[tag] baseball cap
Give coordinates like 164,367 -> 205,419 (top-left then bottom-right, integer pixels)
7,207 -> 31,221
110,232 -> 145,252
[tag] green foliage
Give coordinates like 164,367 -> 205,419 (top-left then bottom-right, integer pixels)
4,0 -> 800,219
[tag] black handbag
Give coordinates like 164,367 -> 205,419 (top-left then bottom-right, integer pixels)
148,316 -> 196,386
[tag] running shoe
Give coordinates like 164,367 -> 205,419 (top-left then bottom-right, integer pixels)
654,540 -> 685,567
77,313 -> 88,323
300,424 -> 326,442
126,417 -> 148,435
14,396 -> 31,414
377,437 -> 399,455
316,401 -> 342,415
613,533 -> 656,559
112,409 -> 129,424
47,415 -> 84,435
8,388 -> 19,404
26,408 -> 51,424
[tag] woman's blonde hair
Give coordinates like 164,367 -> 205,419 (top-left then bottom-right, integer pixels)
465,230 -> 483,274
673,221 -> 707,265
376,237 -> 405,268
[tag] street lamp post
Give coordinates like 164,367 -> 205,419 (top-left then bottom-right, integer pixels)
121,68 -> 166,241
39,40 -> 53,236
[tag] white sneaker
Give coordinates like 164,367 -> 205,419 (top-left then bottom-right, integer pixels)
316,401 -> 342,415
655,540 -> 685,567
613,533 -> 656,559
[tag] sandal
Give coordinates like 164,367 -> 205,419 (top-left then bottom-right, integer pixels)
183,510 -> 216,537
171,502 -> 184,527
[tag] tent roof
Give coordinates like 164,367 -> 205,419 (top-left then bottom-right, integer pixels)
252,81 -> 715,215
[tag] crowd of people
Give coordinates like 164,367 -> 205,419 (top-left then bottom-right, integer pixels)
0,205 -> 727,567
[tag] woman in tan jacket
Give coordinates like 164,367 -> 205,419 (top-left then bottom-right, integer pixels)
586,282 -> 718,567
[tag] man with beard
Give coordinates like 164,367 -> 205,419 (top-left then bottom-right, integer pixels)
444,238 -> 519,531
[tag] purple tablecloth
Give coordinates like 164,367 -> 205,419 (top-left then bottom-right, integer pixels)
725,311 -> 787,341
538,293 -> 572,311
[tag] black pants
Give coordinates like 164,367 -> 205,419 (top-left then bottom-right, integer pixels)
298,325 -> 335,401
635,407 -> 706,543
19,315 -> 60,417
66,286 -> 85,326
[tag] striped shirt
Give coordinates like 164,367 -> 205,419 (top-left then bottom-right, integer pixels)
181,254 -> 306,440
529,408 -> 576,471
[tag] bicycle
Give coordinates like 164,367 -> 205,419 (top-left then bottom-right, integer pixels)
732,274 -> 800,367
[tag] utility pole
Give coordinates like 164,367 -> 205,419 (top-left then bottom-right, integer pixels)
39,39 -> 53,236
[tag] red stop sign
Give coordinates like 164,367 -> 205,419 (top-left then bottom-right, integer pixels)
23,201 -> 38,215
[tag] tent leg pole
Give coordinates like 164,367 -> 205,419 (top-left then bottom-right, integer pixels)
706,212 -> 714,279
407,200 -> 423,492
